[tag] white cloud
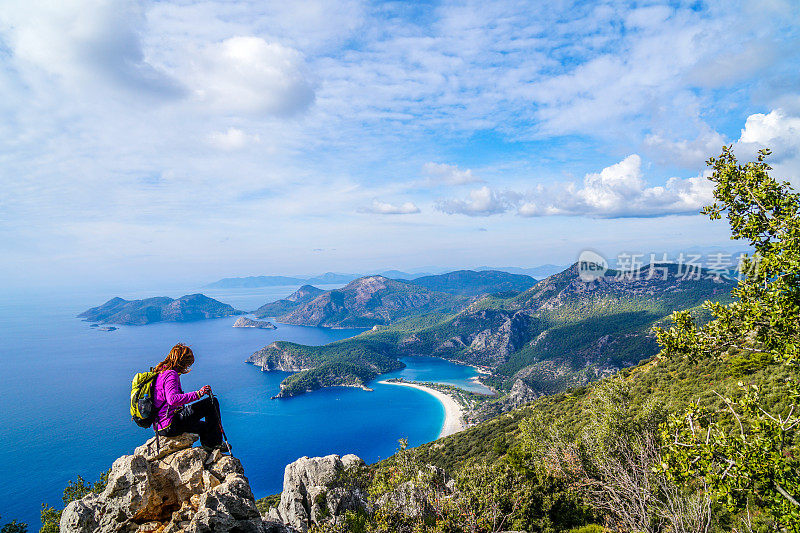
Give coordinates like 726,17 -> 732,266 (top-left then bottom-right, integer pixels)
437,186 -> 520,216
517,155 -> 714,218
361,199 -> 421,215
207,128 -> 260,150
422,162 -> 482,186
0,0 -> 182,97
735,109 -> 800,183
644,128 -> 727,169
0,1 -> 798,287
738,109 -> 800,153
191,36 -> 315,116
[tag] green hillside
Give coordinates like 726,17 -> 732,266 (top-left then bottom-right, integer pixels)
400,269 -> 537,296
248,263 -> 734,398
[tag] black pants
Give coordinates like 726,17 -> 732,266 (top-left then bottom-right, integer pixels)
159,397 -> 223,448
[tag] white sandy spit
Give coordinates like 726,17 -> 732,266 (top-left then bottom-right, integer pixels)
378,380 -> 466,438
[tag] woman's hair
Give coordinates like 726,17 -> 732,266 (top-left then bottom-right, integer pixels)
154,343 -> 195,373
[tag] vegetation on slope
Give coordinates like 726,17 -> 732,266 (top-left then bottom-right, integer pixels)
248,339 -> 405,397
275,276 -> 468,328
399,269 -> 537,296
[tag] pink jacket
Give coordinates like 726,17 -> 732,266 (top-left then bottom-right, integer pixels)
153,369 -> 199,430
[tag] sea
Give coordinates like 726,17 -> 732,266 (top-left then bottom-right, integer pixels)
0,283 -> 490,528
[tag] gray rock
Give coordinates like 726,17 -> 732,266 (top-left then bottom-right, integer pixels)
60,494 -> 100,532
135,433 -> 198,461
60,435 -> 271,533
272,454 -> 366,533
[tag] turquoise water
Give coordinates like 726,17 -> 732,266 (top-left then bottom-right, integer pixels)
0,285 -> 484,527
385,356 -> 494,394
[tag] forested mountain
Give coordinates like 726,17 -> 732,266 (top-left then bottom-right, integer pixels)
248,262 -> 733,397
252,285 -> 325,318
251,270 -> 540,327
400,269 -> 537,296
255,275 -> 468,328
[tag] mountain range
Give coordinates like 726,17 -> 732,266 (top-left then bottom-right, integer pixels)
247,263 -> 734,398
204,265 -> 562,289
250,270 -> 537,328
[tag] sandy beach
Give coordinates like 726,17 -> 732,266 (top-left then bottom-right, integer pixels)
378,380 -> 466,438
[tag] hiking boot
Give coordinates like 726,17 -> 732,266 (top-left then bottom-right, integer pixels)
202,443 -> 232,454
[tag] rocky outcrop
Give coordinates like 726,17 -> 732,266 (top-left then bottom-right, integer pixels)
268,454 -> 368,533
234,317 -> 277,329
60,434 -> 286,533
468,379 -> 543,422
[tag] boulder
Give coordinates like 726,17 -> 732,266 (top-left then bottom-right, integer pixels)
270,454 -> 367,533
60,434 -> 286,533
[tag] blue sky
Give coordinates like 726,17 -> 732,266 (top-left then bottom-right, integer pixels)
1,0 -> 799,288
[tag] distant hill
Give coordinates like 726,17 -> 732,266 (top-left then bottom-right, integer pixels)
305,272 -> 360,285
402,270 -> 536,296
476,264 -> 568,279
277,276 -> 466,328
252,285 -> 325,318
206,275 -> 306,288
78,294 -> 243,325
205,267 -> 551,289
247,263 -> 734,397
205,272 -> 358,289
378,269 -> 431,279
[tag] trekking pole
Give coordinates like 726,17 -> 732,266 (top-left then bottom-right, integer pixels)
209,391 -> 232,455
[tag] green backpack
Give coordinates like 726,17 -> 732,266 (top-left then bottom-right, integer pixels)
131,370 -> 160,428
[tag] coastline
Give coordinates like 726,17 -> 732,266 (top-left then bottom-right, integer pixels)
378,380 -> 466,438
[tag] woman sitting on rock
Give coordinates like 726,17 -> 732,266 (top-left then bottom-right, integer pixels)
153,343 -> 229,452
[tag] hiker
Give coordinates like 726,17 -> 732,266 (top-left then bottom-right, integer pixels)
153,343 -> 229,452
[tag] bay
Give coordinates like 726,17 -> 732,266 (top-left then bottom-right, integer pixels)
0,284 -> 483,528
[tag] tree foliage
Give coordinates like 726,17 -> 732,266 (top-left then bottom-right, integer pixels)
655,147 -> 800,531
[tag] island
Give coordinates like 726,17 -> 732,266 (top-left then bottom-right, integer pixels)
89,324 -> 117,332
233,317 -> 277,329
78,294 -> 243,326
